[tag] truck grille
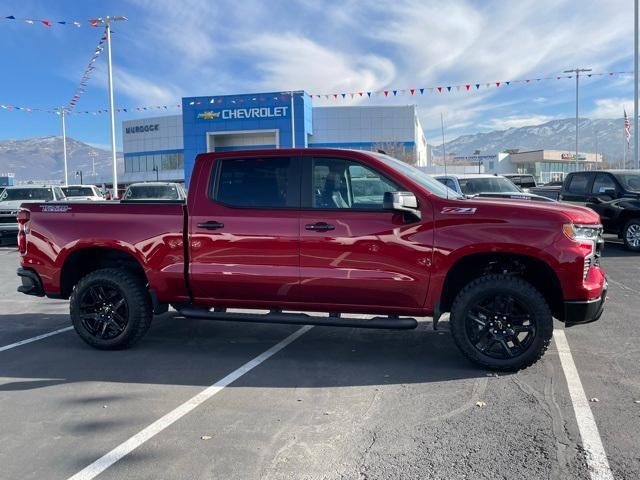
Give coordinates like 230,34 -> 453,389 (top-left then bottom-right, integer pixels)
0,216 -> 17,224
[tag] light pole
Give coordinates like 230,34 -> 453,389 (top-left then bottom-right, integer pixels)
564,67 -> 592,170
104,15 -> 127,198
635,0 -> 639,169
75,170 -> 83,185
88,150 -> 97,182
60,108 -> 68,186
152,164 -> 159,182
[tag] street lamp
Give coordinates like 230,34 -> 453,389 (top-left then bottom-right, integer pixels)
473,149 -> 481,173
75,170 -> 83,185
152,164 -> 159,182
564,67 -> 592,170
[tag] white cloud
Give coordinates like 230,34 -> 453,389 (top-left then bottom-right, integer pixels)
588,97 -> 633,118
480,114 -> 559,130
113,69 -> 183,106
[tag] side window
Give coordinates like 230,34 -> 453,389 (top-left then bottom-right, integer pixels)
311,158 -> 400,209
567,173 -> 590,194
214,157 -> 297,208
444,178 -> 457,191
591,174 -> 616,194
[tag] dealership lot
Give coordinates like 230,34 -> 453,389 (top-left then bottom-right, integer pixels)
0,243 -> 638,480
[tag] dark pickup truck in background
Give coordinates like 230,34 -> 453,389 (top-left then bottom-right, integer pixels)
16,148 -> 607,371
559,170 -> 640,251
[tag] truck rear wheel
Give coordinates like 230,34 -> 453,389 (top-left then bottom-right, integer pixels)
70,268 -> 152,350
622,219 -> 640,252
449,275 -> 553,371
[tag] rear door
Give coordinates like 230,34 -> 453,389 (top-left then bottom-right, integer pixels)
297,155 -> 432,311
189,155 -> 301,304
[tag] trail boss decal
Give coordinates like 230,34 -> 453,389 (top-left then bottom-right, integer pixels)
41,205 -> 71,213
441,207 -> 477,214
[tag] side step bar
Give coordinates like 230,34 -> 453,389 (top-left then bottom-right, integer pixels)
177,306 -> 418,330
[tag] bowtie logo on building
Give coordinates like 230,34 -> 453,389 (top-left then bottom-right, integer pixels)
197,111 -> 221,120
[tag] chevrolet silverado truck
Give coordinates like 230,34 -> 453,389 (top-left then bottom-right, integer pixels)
16,149 -> 607,371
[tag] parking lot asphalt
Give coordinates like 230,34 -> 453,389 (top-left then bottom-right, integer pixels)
0,242 -> 638,480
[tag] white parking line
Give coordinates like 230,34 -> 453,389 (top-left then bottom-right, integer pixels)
0,326 -> 73,352
67,325 -> 313,480
554,329 -> 614,480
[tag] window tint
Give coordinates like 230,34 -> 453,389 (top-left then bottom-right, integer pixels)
591,174 -> 616,194
62,187 -> 94,197
215,157 -> 296,208
567,173 -> 591,194
311,158 -> 399,209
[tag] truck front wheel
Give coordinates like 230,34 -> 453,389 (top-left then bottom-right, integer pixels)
449,275 -> 553,371
70,268 -> 153,350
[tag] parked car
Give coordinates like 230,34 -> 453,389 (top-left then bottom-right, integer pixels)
0,185 -> 66,244
61,185 -> 104,201
559,170 -> 640,251
434,174 -> 553,202
503,174 -> 537,192
123,182 -> 186,201
17,148 -> 606,371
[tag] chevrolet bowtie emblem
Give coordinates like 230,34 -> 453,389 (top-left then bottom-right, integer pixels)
197,111 -> 220,120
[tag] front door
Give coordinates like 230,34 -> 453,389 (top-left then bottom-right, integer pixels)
298,156 -> 433,311
189,155 -> 301,305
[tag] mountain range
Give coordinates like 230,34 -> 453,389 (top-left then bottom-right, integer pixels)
432,117 -> 630,163
0,136 -> 121,183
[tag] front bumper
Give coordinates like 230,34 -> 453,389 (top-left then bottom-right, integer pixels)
17,268 -> 45,297
564,281 -> 608,327
0,222 -> 18,239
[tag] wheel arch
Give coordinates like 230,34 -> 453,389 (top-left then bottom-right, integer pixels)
438,252 -> 564,320
59,246 -> 148,299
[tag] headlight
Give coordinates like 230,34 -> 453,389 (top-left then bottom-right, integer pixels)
562,224 -> 601,242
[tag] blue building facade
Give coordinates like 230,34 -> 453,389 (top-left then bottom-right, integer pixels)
121,90 -> 428,187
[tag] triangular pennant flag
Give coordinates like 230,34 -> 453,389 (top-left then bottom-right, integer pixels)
419,88 -> 424,94
485,83 -> 490,87
437,87 -> 442,92
495,82 -> 500,87
587,74 -> 592,77
58,21 -> 66,25
446,86 -> 452,92
392,90 -> 397,96
526,79 -> 531,83
25,19 -> 34,24
384,91 -> 389,96
609,72 -> 614,75
455,85 -> 461,91
465,84 -> 471,90
505,81 -> 510,85
41,19 -> 52,27
341,93 -> 346,98
333,94 -> 338,99
89,19 -> 100,27
410,88 -> 415,95
557,76 -> 561,80
475,84 -> 480,89
73,21 -> 81,27
367,92 -> 372,98
359,92 -> 363,96
5,15 -> 15,19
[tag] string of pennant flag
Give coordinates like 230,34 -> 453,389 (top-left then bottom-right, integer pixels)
2,15 -> 104,27
63,28 -> 107,113
0,70 -> 633,116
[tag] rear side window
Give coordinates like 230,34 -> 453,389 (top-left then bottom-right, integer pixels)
591,174 -> 616,194
567,173 -> 590,194
215,157 -> 298,208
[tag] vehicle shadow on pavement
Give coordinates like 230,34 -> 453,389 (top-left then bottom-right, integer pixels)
0,312 -> 486,391
603,240 -> 638,258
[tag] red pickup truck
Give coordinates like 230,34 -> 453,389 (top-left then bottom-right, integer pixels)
16,149 -> 607,371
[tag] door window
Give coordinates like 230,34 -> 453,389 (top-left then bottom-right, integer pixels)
311,158 -> 400,209
214,157 -> 298,208
591,174 -> 616,194
567,173 -> 591,194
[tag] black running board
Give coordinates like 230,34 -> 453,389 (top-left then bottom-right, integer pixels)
177,307 -> 418,330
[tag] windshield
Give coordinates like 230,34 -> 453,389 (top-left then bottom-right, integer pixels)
124,185 -> 180,200
369,152 -> 463,199
62,187 -> 97,197
458,177 -> 520,195
0,188 -> 53,202
615,172 -> 640,192
507,175 -> 537,188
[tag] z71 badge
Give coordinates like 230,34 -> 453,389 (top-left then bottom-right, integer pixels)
441,207 -> 477,214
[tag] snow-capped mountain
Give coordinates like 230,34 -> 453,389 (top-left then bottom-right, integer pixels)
433,118 -> 630,163
0,136 -> 122,183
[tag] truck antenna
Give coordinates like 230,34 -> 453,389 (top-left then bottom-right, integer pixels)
441,112 -> 449,199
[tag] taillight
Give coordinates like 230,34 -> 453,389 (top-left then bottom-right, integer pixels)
17,208 -> 29,254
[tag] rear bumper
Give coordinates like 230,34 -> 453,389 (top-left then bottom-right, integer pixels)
0,223 -> 18,238
16,268 -> 45,297
564,281 -> 607,327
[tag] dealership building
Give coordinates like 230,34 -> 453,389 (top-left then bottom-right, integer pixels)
121,91 -> 428,186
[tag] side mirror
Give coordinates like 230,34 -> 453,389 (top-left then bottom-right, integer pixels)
383,191 -> 421,219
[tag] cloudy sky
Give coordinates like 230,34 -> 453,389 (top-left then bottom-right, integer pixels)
0,0 -> 636,149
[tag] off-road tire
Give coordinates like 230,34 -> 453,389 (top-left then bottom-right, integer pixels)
449,274 -> 554,371
70,268 -> 152,350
